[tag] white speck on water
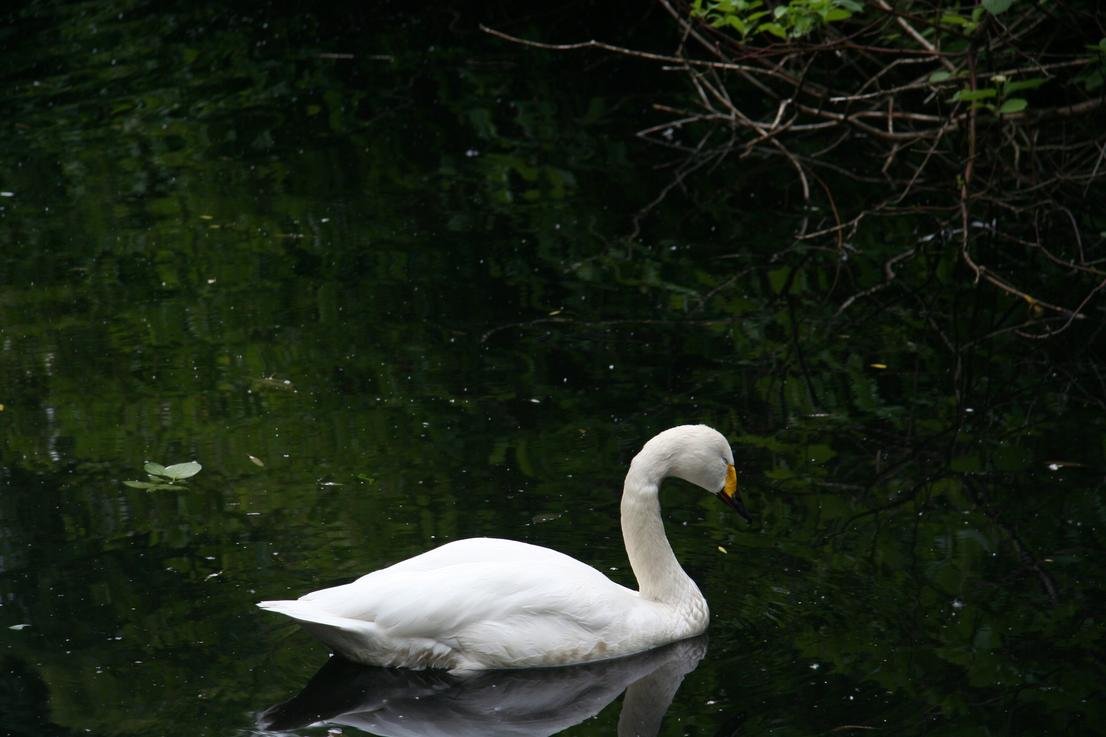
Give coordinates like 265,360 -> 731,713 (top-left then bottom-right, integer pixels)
465,148 -> 480,157
1048,463 -> 1061,471
810,662 -> 821,670
0,191 -> 13,197
952,598 -> 965,610
9,624 -> 30,630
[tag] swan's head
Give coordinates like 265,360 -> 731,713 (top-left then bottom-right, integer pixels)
633,424 -> 751,522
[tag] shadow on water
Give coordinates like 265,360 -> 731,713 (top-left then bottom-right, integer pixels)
258,637 -> 709,737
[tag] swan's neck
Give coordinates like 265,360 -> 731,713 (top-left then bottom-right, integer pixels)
621,464 -> 700,604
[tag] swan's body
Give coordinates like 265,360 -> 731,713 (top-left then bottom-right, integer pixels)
258,424 -> 747,671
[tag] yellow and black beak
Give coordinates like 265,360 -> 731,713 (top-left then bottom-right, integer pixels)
719,464 -> 751,522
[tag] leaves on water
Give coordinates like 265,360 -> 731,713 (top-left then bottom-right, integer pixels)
125,460 -> 202,490
123,480 -> 181,491
162,461 -> 202,479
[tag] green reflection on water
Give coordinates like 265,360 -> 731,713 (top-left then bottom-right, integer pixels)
1,2 -> 1103,737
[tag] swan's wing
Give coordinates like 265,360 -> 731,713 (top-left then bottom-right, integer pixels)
296,544 -> 644,668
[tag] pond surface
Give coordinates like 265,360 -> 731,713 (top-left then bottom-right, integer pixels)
1,3 -> 1103,737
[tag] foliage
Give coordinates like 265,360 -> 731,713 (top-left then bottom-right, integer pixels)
691,0 -> 863,39
642,0 -> 1106,341
123,461 -> 202,490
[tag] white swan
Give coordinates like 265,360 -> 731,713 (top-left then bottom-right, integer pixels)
258,424 -> 749,671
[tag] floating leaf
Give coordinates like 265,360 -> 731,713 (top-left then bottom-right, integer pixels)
144,462 -> 167,476
162,461 -> 202,480
248,455 -> 265,467
718,545 -> 728,554
124,480 -> 180,490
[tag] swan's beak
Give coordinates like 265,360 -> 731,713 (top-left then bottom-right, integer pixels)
719,464 -> 751,522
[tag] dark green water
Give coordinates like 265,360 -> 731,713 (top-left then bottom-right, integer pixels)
1,3 -> 1103,736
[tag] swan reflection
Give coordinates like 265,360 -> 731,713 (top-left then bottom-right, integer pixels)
259,636 -> 706,737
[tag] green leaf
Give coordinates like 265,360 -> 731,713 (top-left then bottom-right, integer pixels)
1004,77 -> 1044,94
768,266 -> 790,294
144,461 -> 167,477
982,0 -> 1013,14
162,461 -> 202,479
929,70 -> 952,83
758,22 -> 788,39
998,98 -> 1028,114
124,480 -> 179,490
954,87 -> 997,102
722,15 -> 749,34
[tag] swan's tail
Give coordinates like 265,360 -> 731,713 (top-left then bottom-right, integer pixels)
258,599 -> 382,663
258,599 -> 462,669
